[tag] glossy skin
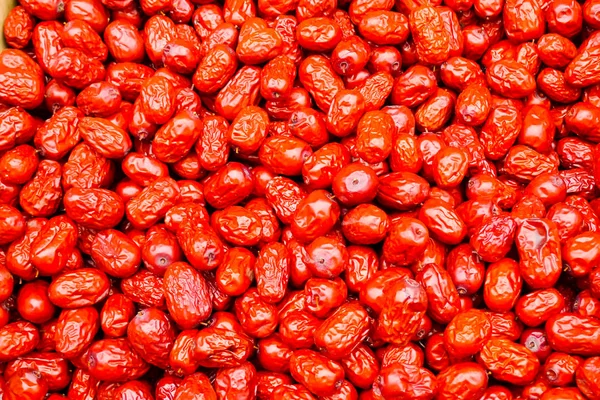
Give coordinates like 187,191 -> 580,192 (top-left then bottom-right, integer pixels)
0,107 -> 39,152
47,47 -> 106,90
104,20 -> 145,63
235,288 -> 278,338
484,258 -> 522,312
126,177 -> 181,230
415,88 -> 456,132
164,262 -> 212,329
127,307 -> 175,368
236,18 -> 283,65
0,321 -> 40,362
302,277 -> 346,319
290,349 -> 345,396
142,225 -> 182,276
576,357 -> 600,398
444,309 -> 491,357
355,15 -> 402,49
214,362 -> 257,399
299,55 -> 344,112
100,294 -> 135,338
0,144 -> 39,185
17,281 -> 55,324
562,231 -> 600,276
479,338 -> 540,385
212,205 -> 263,246
4,352 -> 70,392
409,7 -> 450,65
30,216 -> 78,276
65,188 -> 124,230
0,50 -> 45,109
302,143 -> 350,190
63,143 -> 114,190
566,31 -> 600,87
446,243 -> 485,295
331,36 -> 370,77
196,115 -> 230,172
471,215 -> 517,263
55,306 -> 100,358
342,204 -> 389,245
375,362 -> 437,400
358,72 -> 394,111
257,333 -> 292,372
377,277 -> 427,345
3,6 -> 35,49
6,219 -> 47,281
546,313 -> 600,355
215,248 -> 253,297
254,243 -> 289,303
297,17 -> 342,51
34,106 -> 82,161
1,0 -> 600,396
383,217 -> 430,266
279,310 -> 320,349
416,263 -> 461,324
48,268 -> 111,308
515,289 -> 565,327
326,89 -> 366,137
377,172 -> 430,210
419,198 -> 466,245
215,66 -> 262,121
547,0 -> 582,37
260,136 -> 313,176
5,369 -> 49,400
314,301 -> 371,360
436,363 -> 488,400
516,218 -> 562,289
333,163 -> 379,206
0,205 -> 26,245
92,228 -> 141,277
19,159 -> 63,218
85,338 -> 150,382
194,324 -> 254,368
61,20 -> 107,64
204,162 -> 255,210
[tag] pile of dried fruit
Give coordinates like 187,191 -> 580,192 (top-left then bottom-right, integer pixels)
1,0 -> 600,398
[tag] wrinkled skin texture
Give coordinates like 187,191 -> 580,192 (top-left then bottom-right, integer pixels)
479,338 -> 540,385
314,302 -> 371,360
34,106 -> 82,161
194,324 -> 254,368
377,277 -> 428,345
20,159 -> 63,217
0,50 -> 45,109
546,314 -> 600,355
126,177 -> 181,229
100,294 -> 135,338
409,7 -> 450,65
290,349 -> 345,396
127,307 -> 176,368
164,262 -> 212,329
0,321 -> 40,362
91,229 -> 141,278
516,218 -> 562,289
435,363 -> 488,400
48,268 -> 111,308
86,339 -> 150,382
64,188 -> 124,230
55,306 -> 100,358
1,0 -> 600,397
375,362 -> 437,400
444,309 -> 491,358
